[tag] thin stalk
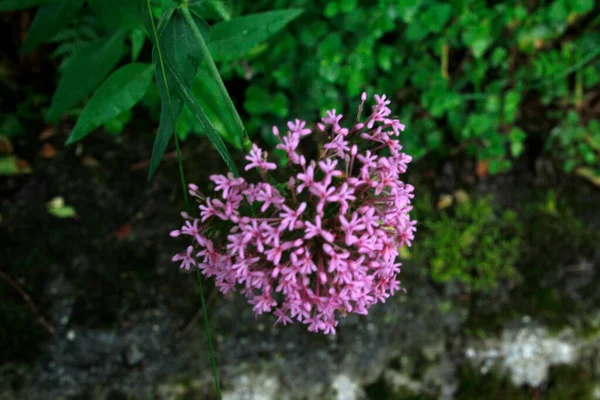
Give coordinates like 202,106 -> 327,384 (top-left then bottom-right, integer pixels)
180,5 -> 251,151
196,268 -> 221,395
441,41 -> 449,80
146,0 -> 189,205
146,1 -> 221,398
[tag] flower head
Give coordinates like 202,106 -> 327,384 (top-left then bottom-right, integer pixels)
170,93 -> 416,334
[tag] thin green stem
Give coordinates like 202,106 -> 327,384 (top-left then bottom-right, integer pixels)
173,134 -> 189,207
196,268 -> 221,396
180,5 -> 251,150
146,0 -> 188,200
146,1 -> 221,398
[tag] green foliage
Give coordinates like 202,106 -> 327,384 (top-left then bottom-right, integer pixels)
208,9 -> 303,62
163,56 -> 239,175
232,0 -> 598,174
47,31 -> 127,122
9,0 -> 301,178
66,63 -> 154,144
413,195 -> 522,293
144,5 -> 210,179
21,0 -> 84,54
547,110 -> 600,176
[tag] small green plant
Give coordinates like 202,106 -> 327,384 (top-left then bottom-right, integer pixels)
413,193 -> 521,293
547,110 -> 600,178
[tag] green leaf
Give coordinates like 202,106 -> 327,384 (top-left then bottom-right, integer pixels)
0,0 -> 56,11
21,0 -> 84,54
462,18 -> 493,58
568,0 -> 594,14
404,19 -> 428,41
192,68 -> 242,149
88,0 -> 141,30
46,196 -> 77,218
244,86 -> 269,115
145,7 -> 209,179
130,29 -> 145,61
509,127 -> 526,157
419,3 -> 452,33
66,63 -> 154,144
46,31 -> 127,122
164,58 -> 239,175
0,156 -> 32,175
208,9 -> 303,62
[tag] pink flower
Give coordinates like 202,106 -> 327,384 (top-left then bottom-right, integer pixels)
296,164 -> 316,193
322,109 -> 343,127
245,144 -> 277,171
323,134 -> 350,158
304,215 -> 335,243
255,183 -> 285,212
279,202 -> 307,231
170,92 -> 415,335
210,172 -> 245,198
172,246 -> 196,270
288,119 -> 311,136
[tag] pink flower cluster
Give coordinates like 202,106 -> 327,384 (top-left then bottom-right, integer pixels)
171,93 -> 416,334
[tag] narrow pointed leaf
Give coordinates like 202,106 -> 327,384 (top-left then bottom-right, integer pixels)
209,9 -> 303,62
47,31 -> 126,122
21,0 -> 84,54
146,8 -> 210,179
192,68 -> 242,149
165,59 -> 238,176
66,63 -> 154,144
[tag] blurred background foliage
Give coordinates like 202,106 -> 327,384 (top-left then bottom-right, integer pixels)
1,0 -> 599,179
233,0 -> 600,177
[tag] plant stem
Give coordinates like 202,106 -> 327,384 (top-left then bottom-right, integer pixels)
146,1 -> 221,398
180,5 -> 251,151
441,41 -> 449,80
196,268 -> 221,397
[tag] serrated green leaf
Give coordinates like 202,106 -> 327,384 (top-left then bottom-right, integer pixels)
165,58 -> 238,175
88,0 -> 141,30
46,31 -> 126,122
145,7 -> 210,179
0,0 -> 56,11
66,63 -> 154,144
21,0 -> 84,54
208,9 -> 303,62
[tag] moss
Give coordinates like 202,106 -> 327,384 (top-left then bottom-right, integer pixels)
412,193 -> 522,293
467,196 -> 600,333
